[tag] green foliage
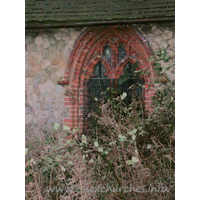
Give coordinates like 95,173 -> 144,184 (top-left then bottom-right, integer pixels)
118,61 -> 140,85
72,49 -> 175,199
25,124 -> 95,200
25,49 -> 175,200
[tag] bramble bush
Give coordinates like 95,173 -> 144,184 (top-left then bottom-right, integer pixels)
25,49 -> 175,200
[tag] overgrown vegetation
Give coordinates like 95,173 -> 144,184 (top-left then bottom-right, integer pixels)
25,50 -> 175,200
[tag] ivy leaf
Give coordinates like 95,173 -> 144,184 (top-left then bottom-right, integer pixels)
122,92 -> 127,98
54,162 -> 59,167
60,165 -> 66,172
149,57 -> 156,62
133,129 -> 137,134
132,156 -> 139,163
89,159 -> 94,163
66,139 -> 71,145
94,141 -> 99,147
121,95 -> 125,100
25,148 -> 28,155
118,78 -> 123,85
72,128 -> 79,134
118,135 -> 126,142
82,134 -> 86,141
139,130 -> 145,135
53,123 -> 60,130
63,125 -> 70,131
128,129 -> 137,135
147,144 -> 152,149
98,147 -> 103,152
68,161 -> 73,166
132,135 -> 136,141
126,160 -> 135,165
123,76 -> 129,82
109,140 -> 116,145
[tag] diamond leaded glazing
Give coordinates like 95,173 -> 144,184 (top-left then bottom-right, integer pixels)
83,42 -> 144,135
93,61 -> 107,78
103,43 -> 111,63
118,42 -> 126,62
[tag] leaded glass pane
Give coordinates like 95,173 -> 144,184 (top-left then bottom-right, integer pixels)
93,62 -> 106,78
84,78 -> 111,135
117,77 -> 144,118
103,43 -> 111,62
118,42 -> 126,62
124,62 -> 137,75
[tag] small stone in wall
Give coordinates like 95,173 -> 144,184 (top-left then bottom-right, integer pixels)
32,65 -> 41,73
33,52 -> 43,65
43,38 -> 51,49
26,114 -> 33,124
27,88 -> 37,107
49,65 -> 57,74
25,104 -> 33,115
56,69 -> 65,78
52,85 -> 65,96
141,25 -> 152,34
25,77 -> 32,85
154,36 -> 163,44
36,45 -> 44,53
70,29 -> 81,41
44,68 -> 52,78
43,96 -> 54,103
25,36 -> 32,44
61,33 -> 70,42
50,37 -> 56,45
49,45 -> 58,54
162,30 -> 173,40
41,103 -> 56,111
151,26 -> 162,36
62,109 -> 70,119
25,77 -> 33,91
167,49 -> 175,58
168,38 -> 175,47
50,74 -> 58,84
35,36 -> 44,46
43,50 -> 49,60
29,57 -> 36,66
34,89 -> 40,96
54,32 -> 62,40
39,80 -> 55,94
57,40 -> 67,50
68,40 -> 74,50
25,63 -> 30,70
160,41 -> 168,49
51,59 -> 59,66
41,60 -> 51,70
62,46 -> 70,60
27,44 -> 37,52
33,74 -> 42,88
151,41 -> 159,51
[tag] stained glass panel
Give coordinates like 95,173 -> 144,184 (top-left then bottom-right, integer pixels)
103,43 -> 111,62
93,61 -> 106,78
124,62 -> 138,75
118,42 -> 126,62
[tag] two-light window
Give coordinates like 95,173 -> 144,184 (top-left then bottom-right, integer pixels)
83,42 -> 144,134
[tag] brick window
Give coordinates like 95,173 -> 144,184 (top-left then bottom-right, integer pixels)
61,26 -> 154,131
83,64 -> 144,135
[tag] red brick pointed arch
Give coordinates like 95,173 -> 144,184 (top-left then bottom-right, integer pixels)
62,25 -> 154,130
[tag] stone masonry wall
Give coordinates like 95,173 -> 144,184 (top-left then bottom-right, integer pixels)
25,23 -> 175,138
